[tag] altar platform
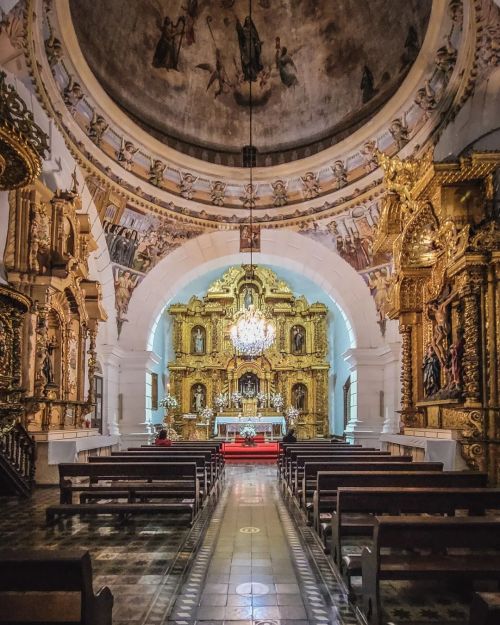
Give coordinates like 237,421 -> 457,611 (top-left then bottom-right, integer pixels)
214,415 -> 286,439
222,436 -> 279,462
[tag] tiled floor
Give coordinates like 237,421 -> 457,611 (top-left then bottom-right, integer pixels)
0,464 -> 359,625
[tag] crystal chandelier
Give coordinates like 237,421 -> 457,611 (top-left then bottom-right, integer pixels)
230,305 -> 276,357
230,0 -> 275,357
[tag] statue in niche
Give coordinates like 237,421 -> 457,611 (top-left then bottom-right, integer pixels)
192,384 -> 205,413
244,286 -> 254,309
427,287 -> 457,366
236,16 -> 263,82
192,327 -> 205,354
43,338 -> 57,386
293,384 -> 306,411
422,343 -> 441,397
292,326 -> 305,354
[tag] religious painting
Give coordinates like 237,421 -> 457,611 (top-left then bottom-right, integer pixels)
191,383 -> 206,413
292,383 -> 307,412
240,225 -> 260,252
291,325 -> 306,355
191,325 -> 206,355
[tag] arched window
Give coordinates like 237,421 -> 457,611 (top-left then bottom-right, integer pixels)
290,325 -> 306,354
191,325 -> 206,355
292,383 -> 307,412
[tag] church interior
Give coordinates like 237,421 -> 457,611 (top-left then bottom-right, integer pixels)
0,0 -> 500,623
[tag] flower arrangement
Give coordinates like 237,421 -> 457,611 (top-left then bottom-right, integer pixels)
270,392 -> 284,412
160,394 -> 179,411
231,391 -> 242,407
256,391 -> 267,408
285,406 -> 300,424
240,425 -> 257,438
214,392 -> 228,411
200,406 -> 214,421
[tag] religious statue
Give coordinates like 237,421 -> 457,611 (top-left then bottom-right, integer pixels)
152,16 -> 185,71
422,343 -> 441,397
293,385 -> 306,411
236,16 -> 263,82
427,287 -> 457,365
193,327 -> 205,354
43,338 -> 57,386
244,286 -> 253,309
292,326 -> 305,354
193,384 -> 204,412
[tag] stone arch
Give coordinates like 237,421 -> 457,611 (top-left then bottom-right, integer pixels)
119,229 -> 382,352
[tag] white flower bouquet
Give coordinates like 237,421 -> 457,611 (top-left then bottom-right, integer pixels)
256,391 -> 267,408
200,406 -> 214,421
240,425 -> 257,438
214,393 -> 228,411
160,394 -> 178,411
270,392 -> 284,412
231,391 -> 243,407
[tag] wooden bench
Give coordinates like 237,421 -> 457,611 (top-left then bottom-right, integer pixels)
132,444 -> 225,478
311,470 -> 487,532
46,462 -> 200,524
470,592 -> 500,625
302,462 -> 443,518
361,516 -> 500,625
0,550 -> 113,625
283,448 -> 387,480
332,486 -> 500,565
95,453 -> 213,495
291,455 -> 412,495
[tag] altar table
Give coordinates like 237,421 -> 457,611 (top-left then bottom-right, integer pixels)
214,416 -> 286,439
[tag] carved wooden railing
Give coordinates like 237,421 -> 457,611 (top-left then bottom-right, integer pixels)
0,421 -> 35,496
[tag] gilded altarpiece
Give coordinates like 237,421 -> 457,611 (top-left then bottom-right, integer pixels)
374,151 -> 500,482
2,178 -> 107,431
167,266 -> 329,439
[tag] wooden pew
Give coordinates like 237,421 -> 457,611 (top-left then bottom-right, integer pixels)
132,444 -> 225,477
311,470 -> 487,532
280,446 -> 381,482
470,593 -> 500,625
361,516 -> 500,625
46,462 -> 200,524
291,455 -> 412,495
302,462 -> 443,518
90,453 -> 212,497
0,550 -> 113,625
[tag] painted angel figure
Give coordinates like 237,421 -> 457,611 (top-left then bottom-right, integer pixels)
209,180 -> 227,206
331,160 -> 348,189
271,180 -> 288,207
196,48 -> 232,98
117,139 -> 138,171
275,39 -> 298,88
148,159 -> 166,187
301,172 -> 320,199
179,172 -> 198,200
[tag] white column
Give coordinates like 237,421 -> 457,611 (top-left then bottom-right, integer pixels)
343,347 -> 391,447
119,350 -> 161,448
99,345 -> 125,436
381,342 -> 402,434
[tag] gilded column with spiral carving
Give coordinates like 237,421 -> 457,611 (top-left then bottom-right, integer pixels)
399,324 -> 413,412
462,286 -> 481,405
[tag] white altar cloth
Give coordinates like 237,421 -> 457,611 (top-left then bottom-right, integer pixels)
214,416 -> 286,437
48,435 -> 119,464
379,434 -> 467,471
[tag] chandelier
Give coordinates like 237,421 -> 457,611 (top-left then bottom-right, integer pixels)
230,0 -> 276,357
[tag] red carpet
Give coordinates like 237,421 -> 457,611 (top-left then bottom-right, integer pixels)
222,440 -> 279,461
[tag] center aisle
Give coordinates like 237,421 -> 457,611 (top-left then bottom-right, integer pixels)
166,464 -> 359,624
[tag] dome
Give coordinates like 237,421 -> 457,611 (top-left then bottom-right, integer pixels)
69,0 -> 432,165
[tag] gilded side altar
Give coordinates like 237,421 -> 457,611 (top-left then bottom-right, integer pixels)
167,266 -> 329,439
375,150 -> 500,482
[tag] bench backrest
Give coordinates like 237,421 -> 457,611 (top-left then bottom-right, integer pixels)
90,454 -> 209,466
305,462 -> 442,479
374,516 -> 500,550
337,487 -> 500,515
296,455 -> 410,468
58,462 -> 198,480
317,471 -> 487,491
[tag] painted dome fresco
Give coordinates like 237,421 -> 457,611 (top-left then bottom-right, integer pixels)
69,0 -> 432,165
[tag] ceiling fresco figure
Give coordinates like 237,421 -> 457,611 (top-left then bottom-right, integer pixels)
236,16 -> 263,82
152,16 -> 185,71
